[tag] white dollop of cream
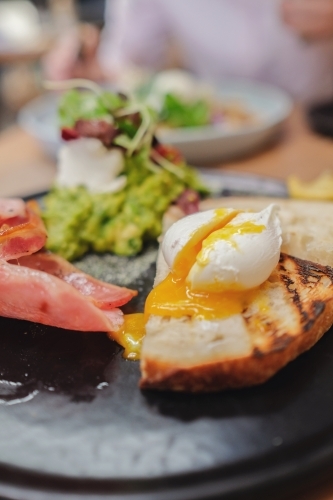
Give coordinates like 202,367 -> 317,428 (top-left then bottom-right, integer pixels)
56,138 -> 126,193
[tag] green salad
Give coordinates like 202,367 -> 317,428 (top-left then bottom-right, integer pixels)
159,93 -> 211,128
42,80 -> 208,261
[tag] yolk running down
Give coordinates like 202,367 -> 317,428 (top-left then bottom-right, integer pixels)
171,208 -> 239,280
109,211 -> 267,359
108,313 -> 146,360
145,214 -> 266,321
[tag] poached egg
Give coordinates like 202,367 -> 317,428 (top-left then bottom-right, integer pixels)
145,205 -> 282,320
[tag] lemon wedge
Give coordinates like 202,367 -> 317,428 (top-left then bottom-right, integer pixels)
287,171 -> 333,200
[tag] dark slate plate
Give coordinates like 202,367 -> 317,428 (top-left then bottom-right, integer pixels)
2,172 -> 333,500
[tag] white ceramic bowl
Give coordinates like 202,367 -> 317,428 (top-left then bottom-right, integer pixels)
156,79 -> 293,164
18,79 -> 292,164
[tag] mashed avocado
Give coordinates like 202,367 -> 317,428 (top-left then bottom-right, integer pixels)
42,85 -> 208,260
43,148 -> 206,260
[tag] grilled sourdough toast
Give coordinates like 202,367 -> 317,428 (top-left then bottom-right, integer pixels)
140,199 -> 333,392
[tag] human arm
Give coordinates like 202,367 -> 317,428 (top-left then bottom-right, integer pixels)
42,23 -> 104,82
98,0 -> 171,80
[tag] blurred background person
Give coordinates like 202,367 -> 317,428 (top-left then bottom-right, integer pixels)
42,0 -> 105,82
0,0 -> 105,128
44,0 -> 333,105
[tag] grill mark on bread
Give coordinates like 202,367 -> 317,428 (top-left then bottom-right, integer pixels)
281,272 -> 307,322
249,257 -> 331,358
294,255 -> 333,284
286,256 -> 332,332
269,333 -> 293,352
253,347 -> 263,358
312,300 -> 326,317
303,301 -> 326,332
279,256 -> 329,335
280,255 -> 312,331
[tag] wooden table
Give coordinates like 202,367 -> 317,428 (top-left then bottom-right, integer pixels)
1,106 -> 333,500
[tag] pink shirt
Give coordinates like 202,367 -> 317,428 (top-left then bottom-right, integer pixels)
98,0 -> 333,104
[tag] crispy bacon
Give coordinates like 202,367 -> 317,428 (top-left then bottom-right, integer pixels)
74,120 -> 118,147
13,252 -> 137,309
0,200 -> 47,261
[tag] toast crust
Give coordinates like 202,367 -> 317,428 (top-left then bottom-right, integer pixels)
140,254 -> 333,392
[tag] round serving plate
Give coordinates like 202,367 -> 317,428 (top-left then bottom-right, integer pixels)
0,172 -> 333,500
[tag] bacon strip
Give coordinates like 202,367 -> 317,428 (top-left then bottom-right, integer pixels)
0,198 -> 137,335
0,200 -> 47,261
0,260 -> 124,333
13,252 -> 137,309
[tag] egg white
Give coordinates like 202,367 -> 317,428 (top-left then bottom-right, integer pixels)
162,208 -> 237,269
187,204 -> 282,291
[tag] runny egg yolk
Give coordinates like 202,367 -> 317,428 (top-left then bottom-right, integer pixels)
108,313 -> 146,360
170,208 -> 239,279
197,221 -> 265,266
110,212 -> 268,359
145,216 -> 266,320
109,209 -> 242,358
